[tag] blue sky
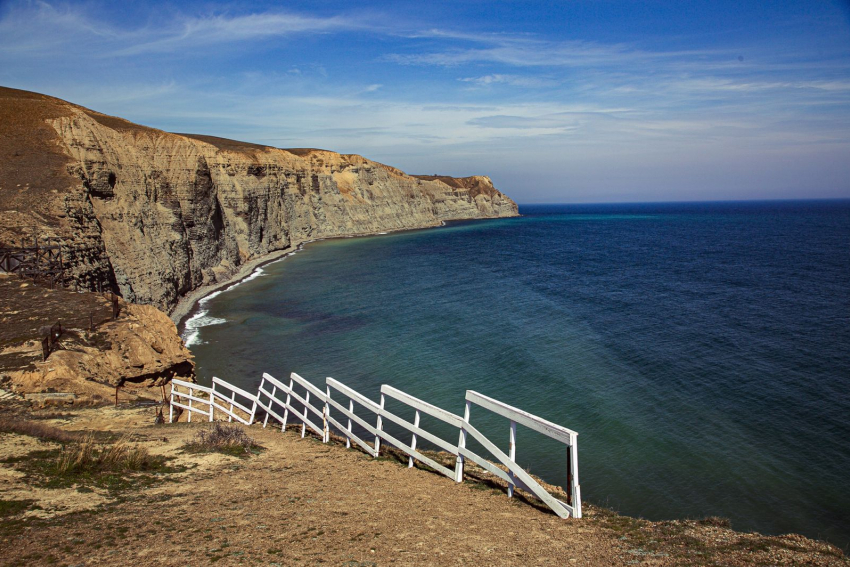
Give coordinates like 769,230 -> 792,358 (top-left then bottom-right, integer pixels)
1,1 -> 849,203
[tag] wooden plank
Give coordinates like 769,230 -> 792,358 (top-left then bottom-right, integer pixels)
212,376 -> 258,402
210,400 -> 251,425
569,433 -> 582,518
457,446 -> 535,493
210,391 -> 254,416
462,421 -> 572,518
286,388 -> 325,421
375,427 -> 455,479
261,372 -> 291,392
284,401 -> 324,437
326,377 -> 381,413
172,379 -> 213,394
170,399 -> 212,417
290,372 -> 327,401
172,391 -> 214,406
381,385 -> 464,428
378,407 -> 458,455
327,397 -> 381,437
327,415 -> 376,456
255,397 -> 287,426
465,390 -> 577,444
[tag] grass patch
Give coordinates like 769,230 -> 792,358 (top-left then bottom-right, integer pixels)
0,415 -> 79,443
182,423 -> 264,458
1,433 -> 183,491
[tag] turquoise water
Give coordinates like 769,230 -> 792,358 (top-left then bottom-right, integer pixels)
185,201 -> 850,549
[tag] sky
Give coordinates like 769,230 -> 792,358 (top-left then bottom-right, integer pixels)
1,0 -> 849,203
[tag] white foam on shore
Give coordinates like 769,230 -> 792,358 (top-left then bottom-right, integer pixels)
181,242 -> 314,347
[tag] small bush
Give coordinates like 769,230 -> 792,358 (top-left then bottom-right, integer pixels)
183,423 -> 262,457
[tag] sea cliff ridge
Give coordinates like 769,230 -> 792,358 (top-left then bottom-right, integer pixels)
0,86 -> 518,314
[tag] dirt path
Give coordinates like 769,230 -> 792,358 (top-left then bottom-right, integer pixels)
1,406 -> 846,566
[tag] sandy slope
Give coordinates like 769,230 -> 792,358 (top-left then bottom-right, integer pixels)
0,405 -> 846,566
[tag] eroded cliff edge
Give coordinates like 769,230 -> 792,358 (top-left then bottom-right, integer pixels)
0,87 -> 518,315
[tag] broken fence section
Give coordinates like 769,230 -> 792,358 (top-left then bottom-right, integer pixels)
169,372 -> 581,518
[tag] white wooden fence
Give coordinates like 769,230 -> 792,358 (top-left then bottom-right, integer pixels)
170,372 -> 581,518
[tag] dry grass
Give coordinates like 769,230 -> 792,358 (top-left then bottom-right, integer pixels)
183,422 -> 263,457
55,433 -> 157,475
0,415 -> 79,443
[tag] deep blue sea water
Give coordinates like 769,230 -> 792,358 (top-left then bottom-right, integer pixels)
185,200 -> 850,549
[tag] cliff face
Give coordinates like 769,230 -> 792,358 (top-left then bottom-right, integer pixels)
0,87 -> 518,313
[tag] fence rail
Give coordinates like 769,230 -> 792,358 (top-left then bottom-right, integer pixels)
169,372 -> 581,518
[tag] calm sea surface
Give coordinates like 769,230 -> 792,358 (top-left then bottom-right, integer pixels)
185,200 -> 850,548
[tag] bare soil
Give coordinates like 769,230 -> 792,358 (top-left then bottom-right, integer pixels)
0,404 -> 846,566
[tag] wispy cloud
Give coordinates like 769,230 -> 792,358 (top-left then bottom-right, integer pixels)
459,74 -> 560,88
116,12 -> 364,55
0,1 -> 366,57
1,1 -> 848,201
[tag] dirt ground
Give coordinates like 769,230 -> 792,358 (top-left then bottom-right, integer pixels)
0,404 -> 846,566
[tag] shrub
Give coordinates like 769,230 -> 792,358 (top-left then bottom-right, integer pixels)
183,423 -> 262,457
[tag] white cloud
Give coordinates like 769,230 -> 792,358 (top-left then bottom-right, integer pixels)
0,1 -> 366,58
458,74 -> 560,88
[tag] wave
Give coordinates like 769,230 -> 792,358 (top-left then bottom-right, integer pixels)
182,242 -> 317,347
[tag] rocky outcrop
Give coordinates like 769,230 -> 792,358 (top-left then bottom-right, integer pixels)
0,275 -> 193,404
0,87 -> 518,313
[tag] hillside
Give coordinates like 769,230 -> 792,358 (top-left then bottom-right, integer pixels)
0,86 -> 518,313
0,405 -> 846,566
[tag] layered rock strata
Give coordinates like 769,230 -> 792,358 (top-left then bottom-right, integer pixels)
0,87 -> 518,314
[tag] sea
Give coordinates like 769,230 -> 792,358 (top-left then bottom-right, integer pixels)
183,200 -> 850,549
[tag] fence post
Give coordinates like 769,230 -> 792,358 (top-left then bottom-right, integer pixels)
455,400 -> 470,483
346,399 -> 354,449
508,420 -> 517,497
209,389 -> 214,422
374,393 -> 385,457
282,378 -> 293,432
169,385 -> 175,423
229,390 -> 236,423
248,389 -> 258,424
569,433 -> 581,518
187,387 -> 193,423
264,384 -> 276,428
302,390 -> 310,438
409,409 -> 420,468
323,386 -> 331,443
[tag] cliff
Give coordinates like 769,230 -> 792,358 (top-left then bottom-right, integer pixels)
0,86 -> 518,313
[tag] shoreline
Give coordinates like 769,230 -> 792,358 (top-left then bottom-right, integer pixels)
169,218 -> 469,332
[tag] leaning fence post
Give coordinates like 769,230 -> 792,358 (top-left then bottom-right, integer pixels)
455,400 -> 470,483
508,420 -> 517,497
569,433 -> 582,518
248,390 -> 258,424
374,393 -> 385,457
264,383 -> 276,428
